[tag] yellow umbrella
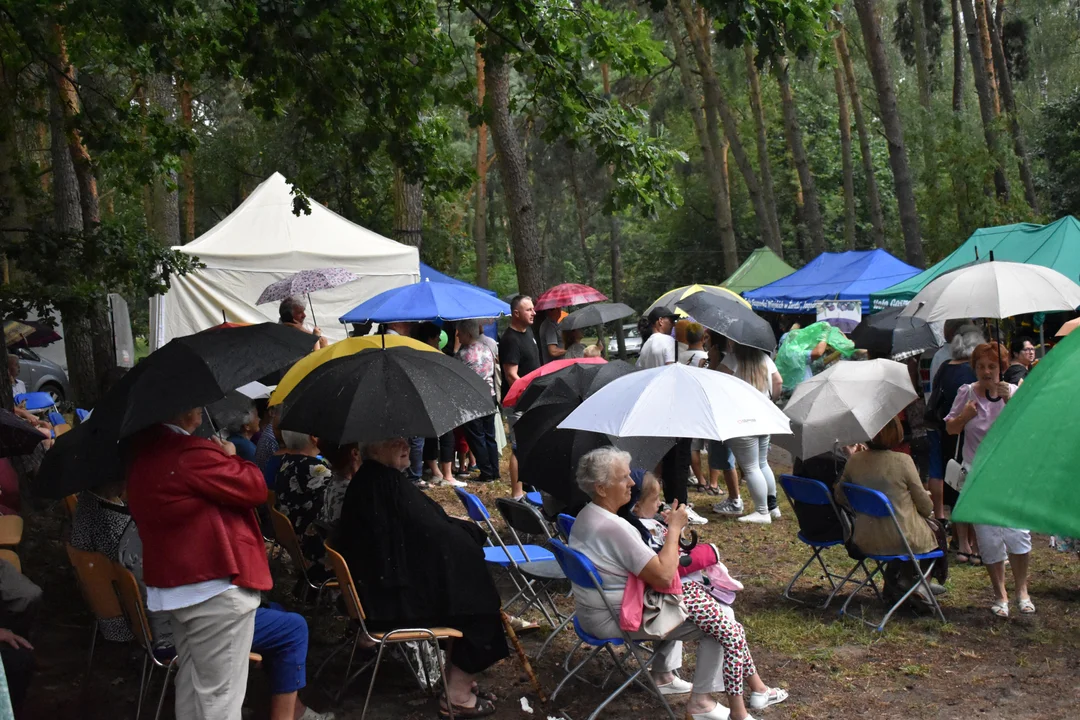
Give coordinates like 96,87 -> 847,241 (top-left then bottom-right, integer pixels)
647,284 -> 751,317
3,321 -> 34,346
269,334 -> 438,405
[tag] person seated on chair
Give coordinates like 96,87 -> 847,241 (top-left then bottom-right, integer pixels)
332,437 -> 509,718
73,478 -> 333,720
789,444 -> 864,544
275,431 -> 334,579
568,447 -> 788,720
317,442 -> 360,532
834,416 -> 947,609
208,400 -> 261,463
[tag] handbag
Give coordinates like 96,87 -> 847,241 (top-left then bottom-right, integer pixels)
944,387 -> 971,493
639,588 -> 688,638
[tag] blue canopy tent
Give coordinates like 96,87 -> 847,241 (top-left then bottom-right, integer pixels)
743,249 -> 921,314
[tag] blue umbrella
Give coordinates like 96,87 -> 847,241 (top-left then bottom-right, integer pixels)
339,279 -> 511,323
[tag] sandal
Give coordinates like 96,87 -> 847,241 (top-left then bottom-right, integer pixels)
472,686 -> 497,702
955,552 -> 969,565
969,553 -> 983,566
438,695 -> 496,718
990,600 -> 1009,618
1019,597 -> 1036,614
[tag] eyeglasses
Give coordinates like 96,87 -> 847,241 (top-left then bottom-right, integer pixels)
1021,347 -> 1036,353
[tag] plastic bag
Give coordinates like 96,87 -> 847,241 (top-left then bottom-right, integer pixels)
775,321 -> 856,391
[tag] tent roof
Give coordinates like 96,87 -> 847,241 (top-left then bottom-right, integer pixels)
722,247 -> 796,294
419,263 -> 497,297
744,249 -> 921,313
871,216 -> 1080,308
177,172 -> 419,274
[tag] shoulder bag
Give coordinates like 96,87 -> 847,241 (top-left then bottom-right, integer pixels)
944,386 -> 972,492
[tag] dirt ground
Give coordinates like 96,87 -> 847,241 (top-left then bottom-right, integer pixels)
18,447 -> 1080,719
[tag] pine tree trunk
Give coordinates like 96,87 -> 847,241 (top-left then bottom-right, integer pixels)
50,25 -> 98,230
974,0 -> 1000,115
568,153 -> 597,288
484,52 -> 543,298
853,0 -> 925,268
146,74 -> 181,246
833,63 -> 857,249
958,0 -> 1010,200
474,43 -> 489,287
835,21 -> 886,248
179,79 -> 196,243
392,168 -> 424,249
910,0 -> 939,198
775,57 -> 825,256
982,0 -> 1038,210
952,0 -> 964,111
743,45 -> 783,256
0,75 -> 23,410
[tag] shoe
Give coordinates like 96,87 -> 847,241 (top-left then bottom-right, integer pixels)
684,702 -> 731,720
929,582 -> 947,596
769,507 -> 782,520
713,498 -> 744,516
685,505 -> 709,526
445,478 -> 468,488
298,708 -> 335,720
749,686 -> 789,710
412,479 -> 431,490
656,675 -> 693,695
476,473 -> 500,483
738,511 -> 772,525
688,474 -> 701,487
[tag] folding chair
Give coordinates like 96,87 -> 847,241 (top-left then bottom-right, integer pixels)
547,539 -> 676,720
111,560 -> 262,720
65,544 -> 123,684
778,474 -> 874,608
0,550 -> 20,572
454,489 -> 558,626
524,491 -> 544,508
318,542 -> 459,716
555,513 -> 576,541
75,408 -> 91,423
0,516 -> 23,547
836,483 -> 946,631
63,494 -> 79,518
14,392 -> 56,414
268,506 -> 337,606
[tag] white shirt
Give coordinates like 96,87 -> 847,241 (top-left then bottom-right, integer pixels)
637,333 -> 676,369
721,354 -> 780,399
145,423 -> 236,612
680,348 -> 708,368
10,379 -> 25,397
568,503 -> 656,636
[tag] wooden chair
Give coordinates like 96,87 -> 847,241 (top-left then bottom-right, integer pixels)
0,516 -> 23,546
318,542 -> 461,717
111,561 -> 262,720
268,506 -> 336,604
63,494 -> 79,519
0,550 -> 21,572
65,544 -> 123,684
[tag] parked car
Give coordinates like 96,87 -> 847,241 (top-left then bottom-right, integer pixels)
606,323 -> 643,358
12,347 -> 70,402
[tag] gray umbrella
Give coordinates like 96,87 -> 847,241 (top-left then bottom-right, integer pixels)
558,303 -> 636,331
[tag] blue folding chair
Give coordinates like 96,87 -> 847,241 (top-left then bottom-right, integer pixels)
75,408 -> 91,423
547,539 -> 676,720
15,392 -> 56,413
525,491 -> 544,508
778,474 -> 874,608
836,483 -> 947,631
555,513 -> 576,541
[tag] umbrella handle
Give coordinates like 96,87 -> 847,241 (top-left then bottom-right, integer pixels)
307,293 -> 317,328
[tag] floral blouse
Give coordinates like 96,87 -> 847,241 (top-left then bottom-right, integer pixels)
275,454 -> 334,565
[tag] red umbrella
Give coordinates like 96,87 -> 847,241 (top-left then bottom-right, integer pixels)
534,283 -> 607,311
503,357 -> 607,407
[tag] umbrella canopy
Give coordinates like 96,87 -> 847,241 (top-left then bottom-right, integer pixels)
951,329 -> 1080,536
277,347 -> 494,444
674,291 -> 776,353
557,303 -> 636,331
5,320 -> 61,349
339,279 -> 510,324
502,357 -> 607,408
534,283 -> 607,311
514,360 -> 637,415
269,334 -> 437,405
1055,317 -> 1080,337
3,321 -> 34,346
899,261 -> 1080,322
774,359 -> 917,459
0,409 -> 47,457
647,284 -> 750,317
850,307 -> 942,360
558,363 -> 791,441
256,267 -> 360,305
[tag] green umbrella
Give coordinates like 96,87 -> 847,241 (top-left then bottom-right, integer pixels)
952,328 -> 1080,537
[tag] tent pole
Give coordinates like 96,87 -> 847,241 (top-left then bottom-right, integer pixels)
1039,324 -> 1045,359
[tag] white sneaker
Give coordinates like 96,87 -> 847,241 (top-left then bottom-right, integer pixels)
445,478 -> 468,488
685,505 -> 709,525
686,702 -> 732,720
655,674 -> 693,695
738,511 -> 772,524
713,498 -> 744,516
749,687 -> 789,710
770,507 -> 782,520
298,708 -> 336,720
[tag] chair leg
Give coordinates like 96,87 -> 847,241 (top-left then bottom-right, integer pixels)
838,561 -> 884,618
336,629 -> 365,704
135,655 -> 150,720
83,623 -> 98,687
877,559 -> 946,631
536,614 -> 572,661
153,662 -> 177,720
359,639 -> 390,720
782,550 -> 822,605
437,638 -> 454,720
551,644 -> 605,701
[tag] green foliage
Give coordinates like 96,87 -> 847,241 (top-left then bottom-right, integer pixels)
1036,91 -> 1080,222
701,0 -> 836,61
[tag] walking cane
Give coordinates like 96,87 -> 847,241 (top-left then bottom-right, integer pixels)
500,610 -> 547,703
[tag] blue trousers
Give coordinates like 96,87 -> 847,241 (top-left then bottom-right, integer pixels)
407,437 -> 425,479
251,604 -> 309,694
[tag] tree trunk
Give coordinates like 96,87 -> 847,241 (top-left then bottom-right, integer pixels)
50,25 -> 98,230
982,0 -> 1038,210
958,0 -> 1010,200
743,45 -> 784,256
568,153 -> 597,288
676,0 -> 776,255
484,52 -> 543,298
974,0 -> 1000,115
951,0 -> 964,112
392,168 -> 424,249
474,43 -> 489,287
0,75 -> 23,410
833,63 -> 857,249
146,74 -> 181,246
910,0 -> 939,197
775,57 -> 825,256
853,0 -> 925,268
666,8 -> 737,275
179,79 -> 196,243
835,21 -> 886,248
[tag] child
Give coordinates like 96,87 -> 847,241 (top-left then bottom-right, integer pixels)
632,472 -> 668,550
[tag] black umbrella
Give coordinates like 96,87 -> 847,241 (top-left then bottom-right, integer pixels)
0,409 -> 47,457
557,303 -> 636,332
850,306 -> 942,360
514,360 -> 637,415
674,292 -> 777,353
277,347 -> 494,444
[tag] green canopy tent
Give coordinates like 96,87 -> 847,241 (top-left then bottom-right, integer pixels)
722,246 -> 796,295
952,328 -> 1080,538
871,216 -> 1080,309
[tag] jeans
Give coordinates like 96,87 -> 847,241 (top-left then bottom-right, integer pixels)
727,435 -> 776,515
407,437 -> 425,479
706,440 -> 735,472
462,412 -> 500,478
251,604 -> 309,694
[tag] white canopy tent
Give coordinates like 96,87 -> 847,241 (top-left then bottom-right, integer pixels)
150,172 -> 419,348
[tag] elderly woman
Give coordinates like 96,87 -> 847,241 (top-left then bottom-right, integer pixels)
836,418 -> 946,608
569,448 -> 787,720
455,319 -> 500,482
332,438 -> 508,718
945,342 -> 1030,618
209,399 -> 261,462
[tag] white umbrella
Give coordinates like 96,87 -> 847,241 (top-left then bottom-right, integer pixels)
557,362 -> 791,441
899,261 -> 1080,323
774,359 -> 916,459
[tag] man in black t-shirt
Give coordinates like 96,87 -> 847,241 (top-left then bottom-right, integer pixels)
499,295 -> 540,500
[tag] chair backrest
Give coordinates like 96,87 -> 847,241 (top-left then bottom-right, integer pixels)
495,497 -> 552,541
75,408 -> 91,423
269,506 -> 310,572
454,488 -> 491,523
549,539 -> 603,589
323,542 -> 367,623
15,392 -> 55,411
779,474 -> 833,505
111,560 -> 156,652
839,482 -> 894,519
65,544 -> 122,621
556,513 -> 575,541
47,411 -> 65,426
0,550 -> 21,572
0,516 -> 24,546
63,494 -> 78,518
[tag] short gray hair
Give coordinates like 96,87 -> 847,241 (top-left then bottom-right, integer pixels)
279,296 -> 304,322
218,405 -> 257,436
576,447 -> 632,497
457,319 -> 481,340
281,429 -> 315,451
950,326 -> 984,361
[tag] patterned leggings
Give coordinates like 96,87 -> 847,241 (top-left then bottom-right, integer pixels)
681,580 -> 756,694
